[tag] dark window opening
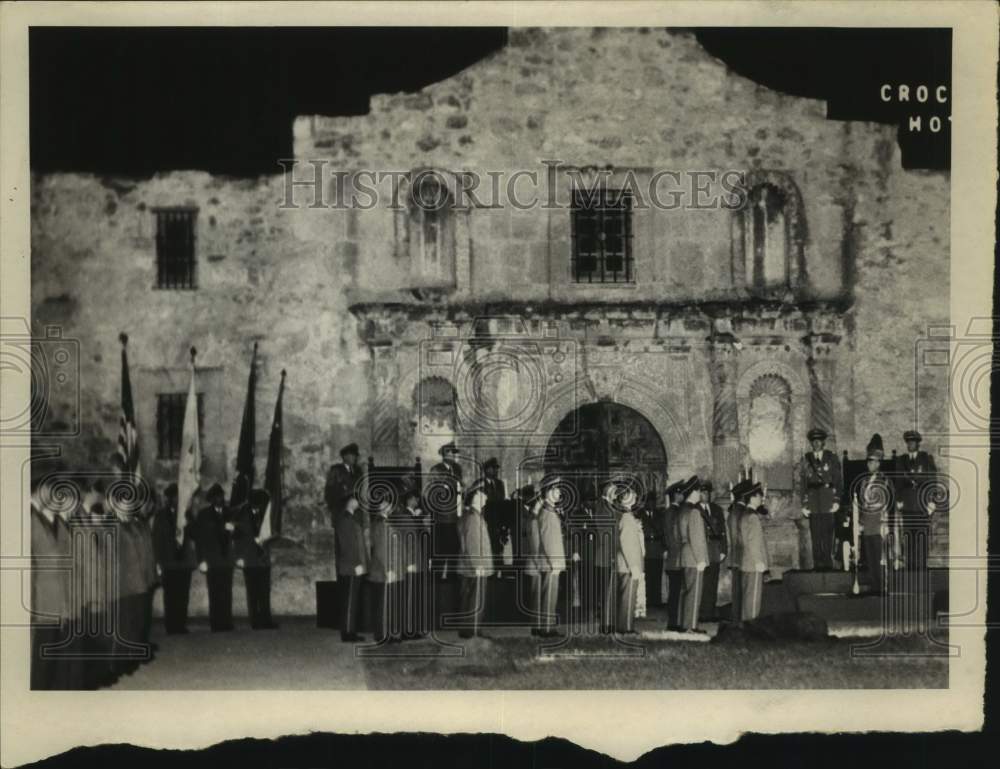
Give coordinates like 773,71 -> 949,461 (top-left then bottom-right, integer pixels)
571,189 -> 633,284
154,208 -> 197,289
156,392 -> 204,460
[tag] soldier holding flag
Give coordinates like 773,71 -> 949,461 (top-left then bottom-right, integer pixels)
153,483 -> 197,634
233,489 -> 278,630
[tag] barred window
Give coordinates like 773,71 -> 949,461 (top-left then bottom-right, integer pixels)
154,208 -> 197,289
156,392 -> 204,460
571,188 -> 633,284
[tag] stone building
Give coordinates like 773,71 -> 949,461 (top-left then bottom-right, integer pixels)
31,28 -> 949,613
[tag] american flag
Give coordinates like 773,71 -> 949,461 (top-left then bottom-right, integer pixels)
117,333 -> 141,482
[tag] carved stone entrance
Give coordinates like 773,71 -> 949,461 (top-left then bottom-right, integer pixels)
544,401 -> 668,503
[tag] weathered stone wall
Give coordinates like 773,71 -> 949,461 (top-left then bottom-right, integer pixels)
30,28 -> 949,612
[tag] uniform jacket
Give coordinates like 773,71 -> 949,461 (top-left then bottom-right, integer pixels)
398,505 -> 431,574
31,507 -> 71,621
697,501 -> 728,563
368,513 -> 403,583
853,471 -> 894,533
458,508 -> 495,578
678,502 -> 709,568
325,462 -> 363,524
523,501 -> 542,576
616,511 -> 645,576
334,508 -> 368,577
738,509 -> 770,572
800,449 -> 843,514
231,502 -> 271,568
895,451 -> 938,513
135,516 -> 158,590
726,503 -> 745,567
425,460 -> 463,525
635,506 -> 664,557
194,505 -> 234,570
535,502 -> 566,573
662,503 -> 683,570
117,519 -> 148,598
152,504 -> 197,571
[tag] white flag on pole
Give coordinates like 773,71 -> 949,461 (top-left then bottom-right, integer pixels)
176,351 -> 201,543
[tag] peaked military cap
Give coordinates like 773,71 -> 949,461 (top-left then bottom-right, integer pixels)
340,443 -> 359,457
903,430 -> 922,443
807,428 -> 828,442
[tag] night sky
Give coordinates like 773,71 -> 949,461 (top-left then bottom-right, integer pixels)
29,27 -> 951,176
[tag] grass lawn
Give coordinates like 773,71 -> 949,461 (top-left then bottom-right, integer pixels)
360,633 -> 950,690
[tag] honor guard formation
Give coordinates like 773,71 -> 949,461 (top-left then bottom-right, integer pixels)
31,427 -> 939,688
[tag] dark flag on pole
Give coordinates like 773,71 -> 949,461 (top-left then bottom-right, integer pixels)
259,369 -> 286,541
230,341 -> 258,509
117,333 -> 142,483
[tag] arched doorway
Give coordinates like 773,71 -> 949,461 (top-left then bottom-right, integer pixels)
543,401 -> 668,506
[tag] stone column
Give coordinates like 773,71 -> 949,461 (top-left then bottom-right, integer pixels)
707,325 -> 741,484
371,342 -> 400,466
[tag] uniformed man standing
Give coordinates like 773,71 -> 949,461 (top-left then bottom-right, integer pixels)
615,483 -> 644,635
726,487 -> 745,624
195,484 -> 235,633
369,496 -> 403,643
853,438 -> 895,595
481,458 -> 509,571
30,474 -> 73,690
325,443 -> 363,528
800,428 -> 843,570
661,481 -> 685,630
531,474 -> 566,638
152,483 -> 197,635
426,442 -> 464,580
399,487 -> 431,639
635,491 -> 664,609
697,481 -> 728,622
737,480 -> 770,622
334,495 -> 367,642
458,481 -> 494,639
233,489 -> 278,630
677,476 -> 709,634
895,430 -> 938,575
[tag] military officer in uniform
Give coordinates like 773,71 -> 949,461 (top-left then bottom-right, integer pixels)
369,495 -> 404,643
677,476 -> 709,634
531,474 -> 566,638
481,457 -> 509,571
152,483 -> 197,635
800,428 -> 843,570
853,437 -> 895,595
458,480 -> 494,639
661,481 -> 685,630
615,482 -> 644,635
232,489 -> 278,630
635,491 -> 664,609
736,480 -> 770,622
425,442 -> 463,580
696,480 -> 728,622
334,495 -> 368,642
726,485 -> 745,624
895,430 -> 938,575
195,483 -> 235,632
399,487 -> 431,639
325,443 -> 363,528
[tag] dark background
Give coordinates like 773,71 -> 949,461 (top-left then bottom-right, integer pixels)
29,27 -> 951,176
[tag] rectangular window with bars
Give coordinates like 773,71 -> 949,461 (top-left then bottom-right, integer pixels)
156,392 -> 204,460
154,208 -> 197,289
570,188 -> 633,284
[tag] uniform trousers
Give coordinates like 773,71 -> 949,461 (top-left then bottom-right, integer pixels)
142,587 -> 155,643
740,571 -> 764,621
458,575 -> 488,637
699,561 -> 721,620
616,574 -> 639,633
809,513 -> 835,570
433,522 -> 461,579
206,568 -> 234,632
665,569 -> 684,628
243,566 -> 274,628
643,556 -> 664,607
681,567 -> 704,631
532,571 -> 560,631
862,534 -> 885,594
112,593 -> 147,677
595,566 -> 616,632
898,515 -> 931,574
338,574 -> 363,639
372,581 -> 404,641
403,571 -> 430,637
729,568 -> 743,623
161,569 -> 193,633
31,622 -> 75,690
